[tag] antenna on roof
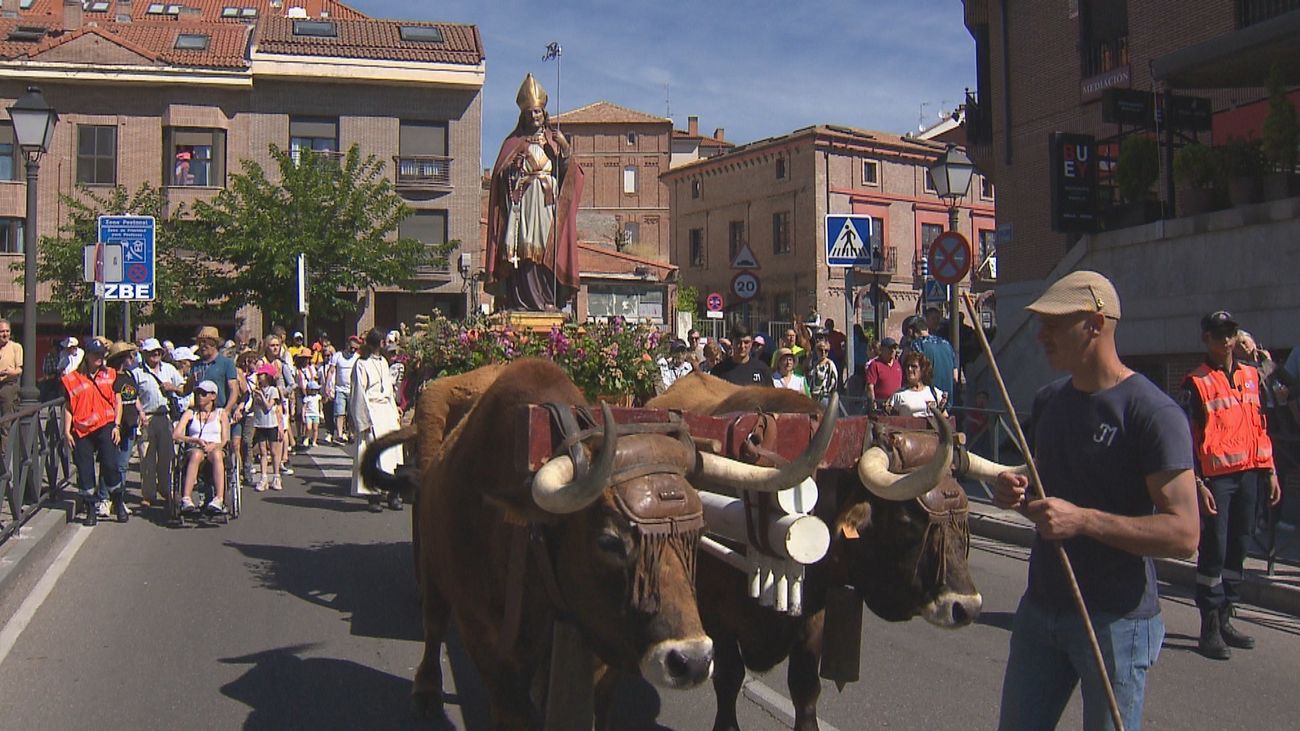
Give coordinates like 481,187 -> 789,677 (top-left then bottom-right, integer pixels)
918,102 -> 930,132
665,83 -> 670,120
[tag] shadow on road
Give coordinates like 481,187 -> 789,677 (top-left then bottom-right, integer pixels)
227,540 -> 420,642
262,495 -> 370,513
219,644 -> 434,730
975,610 -> 1015,632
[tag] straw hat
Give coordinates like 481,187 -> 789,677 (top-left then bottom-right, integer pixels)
195,325 -> 222,344
106,340 -> 138,362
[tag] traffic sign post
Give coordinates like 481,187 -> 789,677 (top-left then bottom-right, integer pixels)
705,291 -> 725,320
824,215 -> 874,268
927,231 -> 971,286
730,272 -> 760,301
97,215 -> 156,301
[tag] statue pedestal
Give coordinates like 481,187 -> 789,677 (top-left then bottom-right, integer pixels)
493,311 -> 568,333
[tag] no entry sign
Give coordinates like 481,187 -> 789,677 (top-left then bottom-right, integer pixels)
705,292 -> 725,312
927,231 -> 971,286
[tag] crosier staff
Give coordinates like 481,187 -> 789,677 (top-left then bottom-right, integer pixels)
543,41 -> 563,307
961,292 -> 1125,731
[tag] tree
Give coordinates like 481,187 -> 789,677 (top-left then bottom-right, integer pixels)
191,144 -> 444,327
10,183 -> 199,327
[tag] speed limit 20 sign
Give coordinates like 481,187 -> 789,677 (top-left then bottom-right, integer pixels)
731,271 -> 760,301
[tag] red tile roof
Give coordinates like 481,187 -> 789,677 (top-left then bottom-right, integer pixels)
554,101 -> 671,125
0,2 -> 482,70
577,242 -> 675,279
254,16 -> 484,65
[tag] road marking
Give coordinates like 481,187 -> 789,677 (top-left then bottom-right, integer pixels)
742,676 -> 842,731
0,524 -> 92,668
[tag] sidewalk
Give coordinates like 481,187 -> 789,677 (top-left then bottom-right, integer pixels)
967,499 -> 1300,617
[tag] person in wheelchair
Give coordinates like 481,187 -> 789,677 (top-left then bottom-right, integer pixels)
172,379 -> 230,514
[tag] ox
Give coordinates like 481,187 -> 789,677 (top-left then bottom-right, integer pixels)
366,359 -> 839,729
649,372 -> 983,731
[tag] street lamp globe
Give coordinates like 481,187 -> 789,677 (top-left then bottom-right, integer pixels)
8,86 -> 57,155
927,144 -> 975,205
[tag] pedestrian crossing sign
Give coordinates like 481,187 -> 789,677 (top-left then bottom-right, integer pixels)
923,278 -> 949,304
825,215 -> 873,268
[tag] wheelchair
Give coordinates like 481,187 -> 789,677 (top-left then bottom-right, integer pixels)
168,440 -> 242,526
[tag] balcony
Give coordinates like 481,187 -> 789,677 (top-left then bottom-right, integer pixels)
395,155 -> 453,192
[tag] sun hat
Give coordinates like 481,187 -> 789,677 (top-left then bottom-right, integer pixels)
194,379 -> 219,394
106,340 -> 138,361
1025,270 -> 1122,319
171,346 -> 199,362
254,363 -> 279,378
194,325 -> 222,344
140,337 -> 163,352
773,347 -> 795,361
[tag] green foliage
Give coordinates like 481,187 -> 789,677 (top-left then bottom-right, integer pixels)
1116,135 -> 1160,203
190,144 -> 436,327
1262,65 -> 1298,174
1214,137 -> 1265,180
676,285 -> 700,316
9,183 -> 200,326
405,312 -> 666,401
1173,143 -> 1216,189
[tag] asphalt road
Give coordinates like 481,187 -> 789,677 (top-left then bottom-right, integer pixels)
1,443 -> 1298,730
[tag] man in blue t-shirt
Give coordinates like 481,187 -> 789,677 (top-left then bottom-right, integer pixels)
189,326 -> 239,418
904,315 -> 956,395
988,271 -> 1198,731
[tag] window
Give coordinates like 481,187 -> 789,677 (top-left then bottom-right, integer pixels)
623,165 -> 637,194
1079,0 -> 1128,77
980,176 -> 995,200
920,222 -> 944,267
690,179 -> 701,198
240,7 -> 257,17
85,0 -> 110,11
146,2 -> 164,12
728,220 -> 744,261
689,228 -> 705,268
626,132 -> 637,146
7,26 -> 46,42
399,210 -> 449,270
862,159 -> 879,185
0,123 -> 18,182
0,218 -> 23,254
776,157 -> 786,179
76,125 -> 117,185
289,117 -> 338,163
623,221 -> 639,245
292,20 -> 337,37
923,171 -> 937,194
772,211 -> 790,255
165,128 -> 226,187
587,285 -> 666,323
869,216 -> 886,269
399,25 -> 445,43
978,229 -> 998,280
221,6 -> 239,17
19,0 -> 34,7
175,34 -> 210,50
165,4 -> 181,14
774,293 -> 793,322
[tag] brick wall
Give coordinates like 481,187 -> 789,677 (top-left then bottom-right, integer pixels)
562,120 -> 672,261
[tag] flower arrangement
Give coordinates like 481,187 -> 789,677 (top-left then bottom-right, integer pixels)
403,312 -> 666,402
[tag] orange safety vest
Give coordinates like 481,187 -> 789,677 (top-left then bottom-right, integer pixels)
1185,362 -> 1274,477
62,367 -> 118,438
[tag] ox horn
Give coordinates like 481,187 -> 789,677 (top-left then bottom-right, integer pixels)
693,393 -> 840,494
960,451 -> 1029,482
531,402 -> 619,514
857,411 -> 954,501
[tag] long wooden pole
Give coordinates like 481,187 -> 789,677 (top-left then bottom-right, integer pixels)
961,293 -> 1125,731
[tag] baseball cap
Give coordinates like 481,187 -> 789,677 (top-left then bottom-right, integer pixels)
1200,310 -> 1239,334
881,336 -> 899,348
171,346 -> 199,362
669,339 -> 688,353
195,379 -> 219,394
1025,270 -> 1121,319
83,339 -> 108,356
754,335 -> 766,345
62,336 -> 79,348
292,331 -> 304,339
140,337 -> 163,352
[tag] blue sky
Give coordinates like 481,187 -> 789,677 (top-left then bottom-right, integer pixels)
348,0 -> 975,164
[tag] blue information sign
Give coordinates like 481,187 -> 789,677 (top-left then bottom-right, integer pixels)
97,215 -> 155,301
824,215 -> 873,268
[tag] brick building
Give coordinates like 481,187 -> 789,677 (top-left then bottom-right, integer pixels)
961,0 -> 1300,406
662,124 -> 996,341
670,115 -> 732,168
0,0 -> 483,343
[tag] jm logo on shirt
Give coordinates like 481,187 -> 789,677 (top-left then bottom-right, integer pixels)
1093,422 -> 1119,447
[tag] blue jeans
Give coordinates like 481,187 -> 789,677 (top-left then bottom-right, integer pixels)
998,596 -> 1164,731
99,431 -> 135,502
72,423 -> 122,504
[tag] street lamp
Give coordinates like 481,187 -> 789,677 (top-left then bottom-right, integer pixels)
8,86 -> 58,404
926,144 -> 974,408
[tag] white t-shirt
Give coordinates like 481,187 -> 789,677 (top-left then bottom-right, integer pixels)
888,386 -> 946,418
253,385 -> 280,429
302,393 -> 322,419
330,351 -> 358,393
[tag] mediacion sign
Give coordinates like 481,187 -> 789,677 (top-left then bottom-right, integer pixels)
1049,132 -> 1098,233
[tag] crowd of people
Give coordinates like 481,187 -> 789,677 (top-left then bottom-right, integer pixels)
41,324 -> 410,525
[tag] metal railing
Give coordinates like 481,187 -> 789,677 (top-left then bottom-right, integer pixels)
1,398 -> 72,546
394,155 -> 453,190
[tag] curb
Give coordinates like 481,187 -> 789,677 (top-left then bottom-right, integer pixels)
968,503 -> 1300,618
0,498 -> 77,630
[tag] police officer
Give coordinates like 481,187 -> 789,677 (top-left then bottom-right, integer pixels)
1183,310 -> 1282,660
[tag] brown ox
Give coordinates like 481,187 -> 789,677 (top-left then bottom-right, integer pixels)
367,360 -> 839,729
649,372 -> 983,731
